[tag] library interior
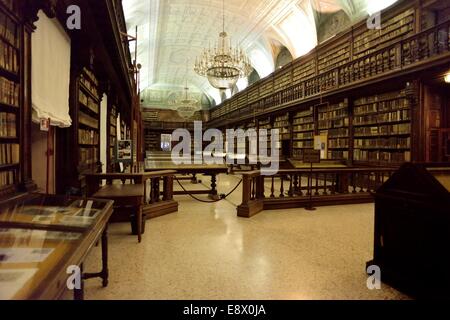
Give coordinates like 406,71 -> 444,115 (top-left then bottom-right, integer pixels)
1,0 -> 450,301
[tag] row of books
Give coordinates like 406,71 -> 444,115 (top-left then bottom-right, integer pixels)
293,116 -> 314,125
355,123 -> 411,137
354,110 -> 411,126
0,111 -> 15,137
80,75 -> 99,100
0,38 -> 18,74
327,128 -> 349,138
78,129 -> 99,145
328,151 -> 349,160
82,68 -> 99,86
0,10 -> 18,47
318,109 -> 349,121
0,75 -> 19,106
353,9 -> 414,56
80,147 -> 99,166
0,170 -> 14,187
318,118 -> 349,130
294,108 -> 314,119
79,90 -> 99,114
293,140 -> 313,148
354,90 -> 407,106
353,150 -> 411,163
293,132 -> 314,140
294,123 -> 314,133
328,138 -> 349,149
354,137 -> 411,149
354,98 -> 409,115
110,125 -> 116,136
79,111 -> 99,130
0,143 -> 19,164
293,148 -> 313,158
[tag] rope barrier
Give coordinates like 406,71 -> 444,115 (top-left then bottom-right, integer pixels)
174,176 -> 242,203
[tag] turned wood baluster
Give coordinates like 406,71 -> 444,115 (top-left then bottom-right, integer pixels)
293,174 -> 299,196
280,177 -> 285,198
315,173 -> 320,196
149,178 -> 154,204
323,174 -> 328,195
352,173 -> 357,194
331,174 -> 336,195
271,176 -> 275,198
288,175 -> 294,197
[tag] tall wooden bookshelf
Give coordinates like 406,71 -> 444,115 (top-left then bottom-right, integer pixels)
107,103 -> 117,171
353,89 -> 412,164
78,68 -> 100,171
0,0 -> 20,197
258,117 -> 272,156
318,100 -> 350,161
292,107 -> 315,159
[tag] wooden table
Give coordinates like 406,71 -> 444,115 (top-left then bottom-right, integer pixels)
93,184 -> 145,243
144,161 -> 229,200
0,193 -> 113,300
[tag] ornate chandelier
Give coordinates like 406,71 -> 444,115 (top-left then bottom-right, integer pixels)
175,84 -> 200,119
194,0 -> 252,91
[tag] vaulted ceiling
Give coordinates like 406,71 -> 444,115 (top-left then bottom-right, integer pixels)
123,0 -> 399,110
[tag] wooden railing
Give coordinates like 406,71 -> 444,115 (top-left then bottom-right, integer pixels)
210,20 -> 450,124
238,167 -> 396,217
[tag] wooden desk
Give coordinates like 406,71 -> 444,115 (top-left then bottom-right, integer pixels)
0,194 -> 113,300
85,171 -> 178,241
93,185 -> 144,243
145,161 -> 229,200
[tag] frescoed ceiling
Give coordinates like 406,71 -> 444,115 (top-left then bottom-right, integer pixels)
123,0 -> 400,110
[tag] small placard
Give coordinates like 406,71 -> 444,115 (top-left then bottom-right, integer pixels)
40,119 -> 50,132
303,149 -> 321,164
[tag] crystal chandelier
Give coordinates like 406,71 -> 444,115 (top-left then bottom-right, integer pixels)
175,84 -> 200,119
194,0 -> 252,91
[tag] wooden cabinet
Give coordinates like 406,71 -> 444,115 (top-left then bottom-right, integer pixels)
369,163 -> 450,298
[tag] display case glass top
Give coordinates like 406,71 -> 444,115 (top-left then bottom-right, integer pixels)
0,193 -> 113,300
0,194 -> 111,230
0,226 -> 84,300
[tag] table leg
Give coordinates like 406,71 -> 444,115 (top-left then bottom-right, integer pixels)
209,174 -> 220,201
191,174 -> 198,184
137,204 -> 142,243
101,226 -> 109,287
74,264 -> 84,301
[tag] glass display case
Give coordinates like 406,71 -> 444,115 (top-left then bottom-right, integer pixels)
0,194 -> 113,300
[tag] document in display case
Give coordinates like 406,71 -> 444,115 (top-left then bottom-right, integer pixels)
0,194 -> 113,300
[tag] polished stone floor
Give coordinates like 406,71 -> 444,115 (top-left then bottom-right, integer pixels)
84,174 -> 409,300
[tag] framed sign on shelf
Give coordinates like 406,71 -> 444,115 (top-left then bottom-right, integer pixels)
116,140 -> 133,164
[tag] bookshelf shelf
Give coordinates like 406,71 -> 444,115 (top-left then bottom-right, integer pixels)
0,1 -> 20,194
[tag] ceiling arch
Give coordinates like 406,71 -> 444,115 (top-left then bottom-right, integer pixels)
124,0 -> 400,109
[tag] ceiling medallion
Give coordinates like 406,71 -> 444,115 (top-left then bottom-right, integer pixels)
194,0 -> 252,92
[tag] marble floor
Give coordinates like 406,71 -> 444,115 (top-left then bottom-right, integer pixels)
84,174 -> 409,300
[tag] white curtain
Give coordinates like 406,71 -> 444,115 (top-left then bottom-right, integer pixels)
31,11 -> 72,128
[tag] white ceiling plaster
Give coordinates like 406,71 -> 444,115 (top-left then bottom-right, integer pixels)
123,0 -> 400,108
